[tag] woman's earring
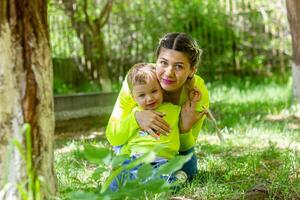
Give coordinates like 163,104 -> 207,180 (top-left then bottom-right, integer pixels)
188,74 -> 194,79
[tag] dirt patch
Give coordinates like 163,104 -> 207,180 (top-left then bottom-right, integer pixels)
265,113 -> 300,130
55,115 -> 109,139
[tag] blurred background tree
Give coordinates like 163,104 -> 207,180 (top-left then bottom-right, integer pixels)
286,0 -> 300,104
53,0 -> 113,92
48,0 -> 291,94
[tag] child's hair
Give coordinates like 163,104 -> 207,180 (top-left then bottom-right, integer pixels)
156,32 -> 202,67
127,63 -> 158,92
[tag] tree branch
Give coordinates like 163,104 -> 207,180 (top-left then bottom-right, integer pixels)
95,0 -> 113,29
83,0 -> 94,32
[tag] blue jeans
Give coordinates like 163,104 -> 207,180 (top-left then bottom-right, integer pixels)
109,158 -> 142,192
109,156 -> 175,191
179,147 -> 198,181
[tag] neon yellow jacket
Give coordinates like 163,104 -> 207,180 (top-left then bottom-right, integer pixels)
116,103 -> 181,159
106,74 -> 209,151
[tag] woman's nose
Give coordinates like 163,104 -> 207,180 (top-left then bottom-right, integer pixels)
165,66 -> 174,76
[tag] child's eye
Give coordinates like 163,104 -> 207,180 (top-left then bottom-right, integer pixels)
152,89 -> 158,93
139,94 -> 145,97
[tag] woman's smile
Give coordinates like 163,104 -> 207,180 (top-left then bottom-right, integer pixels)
161,78 -> 176,85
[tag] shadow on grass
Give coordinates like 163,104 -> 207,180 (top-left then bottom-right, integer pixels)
188,142 -> 300,199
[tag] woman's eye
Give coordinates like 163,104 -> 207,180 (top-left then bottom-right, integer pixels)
139,94 -> 145,97
160,60 -> 168,65
175,65 -> 183,70
152,89 -> 158,93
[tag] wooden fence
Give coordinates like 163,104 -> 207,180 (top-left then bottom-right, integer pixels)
49,0 -> 291,93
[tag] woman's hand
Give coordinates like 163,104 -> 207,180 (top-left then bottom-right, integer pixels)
135,110 -> 170,138
189,87 -> 201,102
179,87 -> 202,132
179,91 -> 207,133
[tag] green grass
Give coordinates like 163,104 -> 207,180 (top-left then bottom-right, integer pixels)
54,76 -> 300,199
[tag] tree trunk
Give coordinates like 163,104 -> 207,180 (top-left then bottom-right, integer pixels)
286,0 -> 300,103
94,32 -> 112,92
0,1 -> 56,199
62,0 -> 113,92
81,30 -> 112,92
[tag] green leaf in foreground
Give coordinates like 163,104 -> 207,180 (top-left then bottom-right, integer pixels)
137,164 -> 153,180
91,166 -> 107,180
67,191 -> 98,200
111,154 -> 130,169
142,178 -> 169,193
155,153 -> 192,176
83,144 -> 112,165
101,151 -> 156,193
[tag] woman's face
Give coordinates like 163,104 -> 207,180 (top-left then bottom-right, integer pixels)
156,47 -> 195,92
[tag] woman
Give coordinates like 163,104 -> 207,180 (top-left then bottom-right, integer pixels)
106,32 -> 209,181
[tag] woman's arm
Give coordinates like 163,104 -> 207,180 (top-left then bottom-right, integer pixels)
179,87 -> 203,132
179,75 -> 210,151
135,110 -> 170,137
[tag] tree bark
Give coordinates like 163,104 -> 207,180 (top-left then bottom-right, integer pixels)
286,0 -> 300,103
0,1 -> 56,199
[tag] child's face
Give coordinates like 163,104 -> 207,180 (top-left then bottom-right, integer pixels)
132,78 -> 163,110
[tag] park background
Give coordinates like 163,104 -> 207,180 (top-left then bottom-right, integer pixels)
49,1 -> 299,199
49,0 -> 291,94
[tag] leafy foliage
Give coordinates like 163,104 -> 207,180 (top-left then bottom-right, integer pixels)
49,0 -> 291,93
63,144 -> 192,200
0,124 -> 42,200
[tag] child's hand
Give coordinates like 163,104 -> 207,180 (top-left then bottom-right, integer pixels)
135,110 -> 170,137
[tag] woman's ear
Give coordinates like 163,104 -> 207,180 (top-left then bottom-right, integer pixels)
188,66 -> 197,79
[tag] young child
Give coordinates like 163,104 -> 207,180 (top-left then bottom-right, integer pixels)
108,63 -> 181,161
107,63 -> 182,191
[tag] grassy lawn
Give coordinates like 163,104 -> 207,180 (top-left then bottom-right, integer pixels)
54,76 -> 300,199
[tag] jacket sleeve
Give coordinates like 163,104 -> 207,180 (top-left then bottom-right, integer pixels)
105,79 -> 139,146
179,76 -> 210,151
